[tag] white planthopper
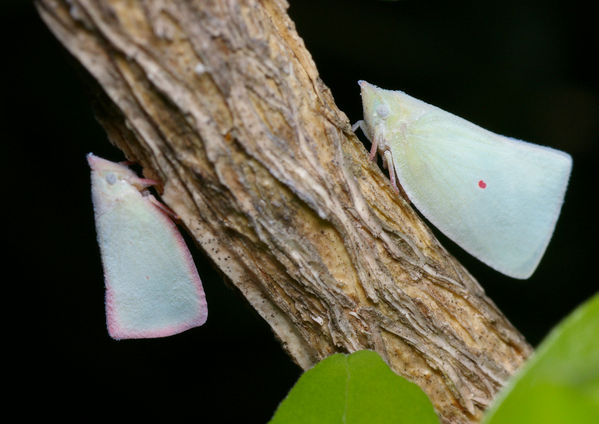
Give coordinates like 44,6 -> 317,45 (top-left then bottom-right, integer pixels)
353,81 -> 572,279
88,153 -> 207,339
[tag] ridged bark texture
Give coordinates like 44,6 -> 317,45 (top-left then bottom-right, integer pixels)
36,1 -> 532,422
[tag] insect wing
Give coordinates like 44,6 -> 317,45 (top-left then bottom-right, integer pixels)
89,154 -> 208,339
390,102 -> 572,279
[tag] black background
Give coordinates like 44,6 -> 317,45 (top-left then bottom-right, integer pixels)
8,0 -> 598,421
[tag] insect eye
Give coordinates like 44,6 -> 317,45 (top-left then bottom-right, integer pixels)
376,104 -> 390,119
105,173 -> 117,185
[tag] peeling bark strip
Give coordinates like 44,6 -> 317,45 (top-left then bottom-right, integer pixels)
37,1 -> 532,422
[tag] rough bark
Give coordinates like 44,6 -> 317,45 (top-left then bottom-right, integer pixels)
36,0 -> 532,422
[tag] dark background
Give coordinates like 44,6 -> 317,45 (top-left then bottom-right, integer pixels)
7,0 -> 597,421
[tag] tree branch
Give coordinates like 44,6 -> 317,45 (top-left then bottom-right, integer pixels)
36,0 -> 532,422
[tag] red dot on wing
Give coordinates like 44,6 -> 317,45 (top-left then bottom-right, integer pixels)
478,180 -> 487,189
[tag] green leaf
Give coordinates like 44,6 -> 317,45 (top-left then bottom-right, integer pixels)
269,350 -> 439,424
483,293 -> 599,424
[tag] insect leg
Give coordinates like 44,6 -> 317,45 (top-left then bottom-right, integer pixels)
383,150 -> 409,200
351,120 -> 365,133
352,120 -> 379,161
383,150 -> 399,193
137,177 -> 160,188
147,195 -> 180,220
368,132 -> 380,161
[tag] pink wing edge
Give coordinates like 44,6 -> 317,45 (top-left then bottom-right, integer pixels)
105,199 -> 208,340
90,153 -> 207,340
